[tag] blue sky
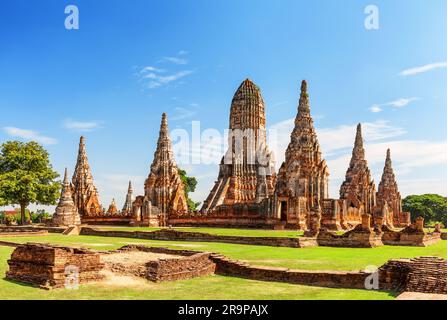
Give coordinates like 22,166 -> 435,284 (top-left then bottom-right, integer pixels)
1,0 -> 447,211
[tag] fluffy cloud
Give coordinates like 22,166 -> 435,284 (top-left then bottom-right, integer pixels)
400,62 -> 447,76
2,127 -> 57,145
64,119 -> 104,132
369,97 -> 419,113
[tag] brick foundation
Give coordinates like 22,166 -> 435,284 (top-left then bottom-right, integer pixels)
80,227 -> 318,248
101,245 -> 216,282
210,254 -> 371,289
379,256 -> 447,294
6,243 -> 104,289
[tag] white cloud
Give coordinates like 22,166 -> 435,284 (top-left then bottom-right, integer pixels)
139,66 -> 165,73
137,51 -> 193,89
369,105 -> 382,113
369,97 -> 419,113
64,119 -> 104,132
162,56 -> 188,65
140,67 -> 194,89
400,62 -> 447,76
170,107 -> 198,121
3,127 -> 57,145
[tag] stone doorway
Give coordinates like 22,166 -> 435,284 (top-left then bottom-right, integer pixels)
280,201 -> 288,221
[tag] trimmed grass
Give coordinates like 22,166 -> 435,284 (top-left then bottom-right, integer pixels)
0,246 -> 394,300
2,234 -> 447,271
93,226 -> 305,238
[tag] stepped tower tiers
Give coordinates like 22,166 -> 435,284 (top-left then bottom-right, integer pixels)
375,149 -> 410,228
339,124 -> 376,226
72,136 -> 103,217
52,168 -> 81,227
121,181 -> 134,215
132,113 -> 188,227
274,80 -> 335,230
202,79 -> 276,214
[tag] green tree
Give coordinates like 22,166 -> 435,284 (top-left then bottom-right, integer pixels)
402,194 -> 447,226
0,141 -> 60,225
178,168 -> 201,211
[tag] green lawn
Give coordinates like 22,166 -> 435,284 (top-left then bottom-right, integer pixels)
0,246 -> 394,300
92,226 -> 305,238
1,234 -> 447,271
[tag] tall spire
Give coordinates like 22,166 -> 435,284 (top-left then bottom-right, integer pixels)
144,113 -> 188,214
72,136 -> 103,216
52,168 -> 81,226
152,113 -> 175,167
274,79 -> 329,230
61,168 -> 72,201
340,123 -> 376,213
379,149 -> 397,189
298,80 -> 310,116
122,180 -> 134,214
290,80 -> 318,149
350,123 -> 366,164
376,148 -> 403,227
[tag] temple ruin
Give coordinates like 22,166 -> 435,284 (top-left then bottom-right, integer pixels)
62,78 -> 414,233
374,149 -> 410,228
72,136 -> 103,217
52,168 -> 81,227
202,79 -> 276,213
131,113 -> 188,226
339,123 -> 377,227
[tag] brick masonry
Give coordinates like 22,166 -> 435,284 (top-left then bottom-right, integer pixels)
210,253 -> 371,289
80,227 -> 318,248
379,256 -> 447,294
6,243 -> 104,289
101,245 -> 216,282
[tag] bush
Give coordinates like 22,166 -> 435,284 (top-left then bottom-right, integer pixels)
5,215 -> 16,226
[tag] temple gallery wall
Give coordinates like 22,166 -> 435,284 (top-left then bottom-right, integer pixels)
52,79 -> 413,235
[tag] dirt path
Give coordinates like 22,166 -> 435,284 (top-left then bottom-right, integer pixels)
397,292 -> 447,300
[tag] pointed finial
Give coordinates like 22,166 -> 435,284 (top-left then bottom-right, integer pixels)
301,80 -> 307,94
385,148 -> 392,169
355,123 -> 363,148
298,80 -> 310,115
63,167 -> 69,184
128,180 -> 133,192
80,136 -> 85,144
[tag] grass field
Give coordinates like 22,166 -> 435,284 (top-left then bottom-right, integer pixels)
0,246 -> 395,300
2,234 -> 447,271
2,233 -> 446,300
93,226 -> 305,237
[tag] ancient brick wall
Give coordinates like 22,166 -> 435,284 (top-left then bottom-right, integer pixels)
0,226 -> 66,234
210,254 -> 370,289
379,257 -> 447,294
80,227 -> 317,248
101,245 -> 216,282
147,252 -> 216,282
6,243 -> 104,289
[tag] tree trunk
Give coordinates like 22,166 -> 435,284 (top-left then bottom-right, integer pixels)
20,203 -> 27,225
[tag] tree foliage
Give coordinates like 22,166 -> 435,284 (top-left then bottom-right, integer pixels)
0,141 -> 60,224
178,168 -> 201,211
402,194 -> 447,226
